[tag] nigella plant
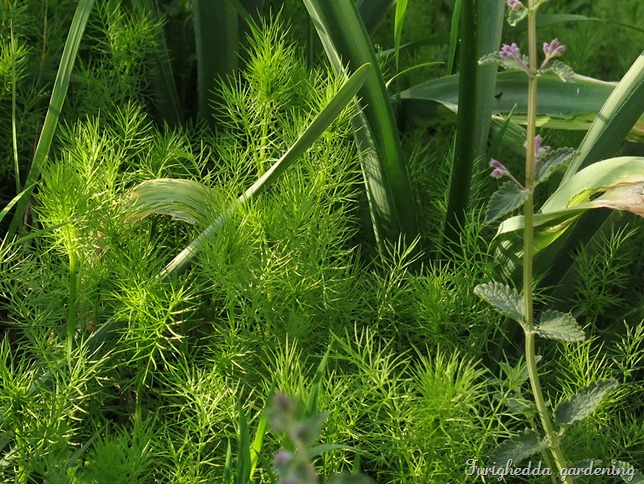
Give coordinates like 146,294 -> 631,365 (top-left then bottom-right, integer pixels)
472,0 -> 644,481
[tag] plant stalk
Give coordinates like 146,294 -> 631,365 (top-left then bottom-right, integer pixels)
522,2 -> 571,479
67,251 -> 78,364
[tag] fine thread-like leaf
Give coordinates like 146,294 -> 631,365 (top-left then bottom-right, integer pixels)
555,380 -> 619,427
474,282 -> 524,323
486,181 -> 528,223
536,309 -> 585,342
489,430 -> 548,466
158,63 -> 371,279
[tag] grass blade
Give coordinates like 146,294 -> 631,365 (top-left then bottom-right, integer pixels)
136,0 -> 182,126
235,399 -> 251,484
355,0 -> 395,34
193,0 -> 238,124
158,63 -> 372,279
303,0 -> 419,253
442,0 -> 477,248
393,0 -> 409,73
0,184 -> 34,227
446,0 -> 462,75
8,0 -> 95,237
473,0 -> 505,157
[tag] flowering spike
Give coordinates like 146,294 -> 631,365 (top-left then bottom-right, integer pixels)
507,0 -> 524,10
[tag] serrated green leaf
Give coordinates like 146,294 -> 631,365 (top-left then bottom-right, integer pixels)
555,380 -> 619,427
612,461 -> 644,483
507,8 -> 528,27
490,430 -> 548,466
474,282 -> 524,323
478,52 -> 500,66
486,181 -> 528,223
536,310 -> 585,342
503,394 -> 536,418
536,147 -> 576,184
541,60 -> 575,83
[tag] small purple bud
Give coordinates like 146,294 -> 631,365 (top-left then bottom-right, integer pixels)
274,450 -> 293,469
524,135 -> 550,157
543,38 -> 566,58
506,0 -> 523,10
489,159 -> 508,179
499,43 -> 521,59
273,392 -> 294,413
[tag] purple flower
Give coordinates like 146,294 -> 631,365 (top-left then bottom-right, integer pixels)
524,135 -> 550,157
274,450 -> 293,469
506,0 -> 524,10
489,159 -> 524,189
489,159 -> 508,179
499,43 -> 521,59
497,43 -> 534,76
541,39 -> 566,69
543,39 -> 566,58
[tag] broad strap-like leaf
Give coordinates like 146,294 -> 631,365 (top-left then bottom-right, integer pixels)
397,70 -> 644,136
536,147 -> 576,184
535,310 -> 585,342
563,52 -> 644,178
9,0 -> 95,236
303,0 -> 419,252
591,182 -> 644,217
495,157 -> 644,254
489,430 -> 548,466
474,282 -> 524,323
555,380 -> 619,427
486,181 -> 528,223
124,178 -> 221,226
541,157 -> 644,213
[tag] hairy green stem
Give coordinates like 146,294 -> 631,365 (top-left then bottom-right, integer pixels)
522,2 -> 571,479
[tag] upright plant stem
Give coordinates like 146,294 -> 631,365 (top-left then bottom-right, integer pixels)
522,2 -> 570,479
67,251 -> 78,364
